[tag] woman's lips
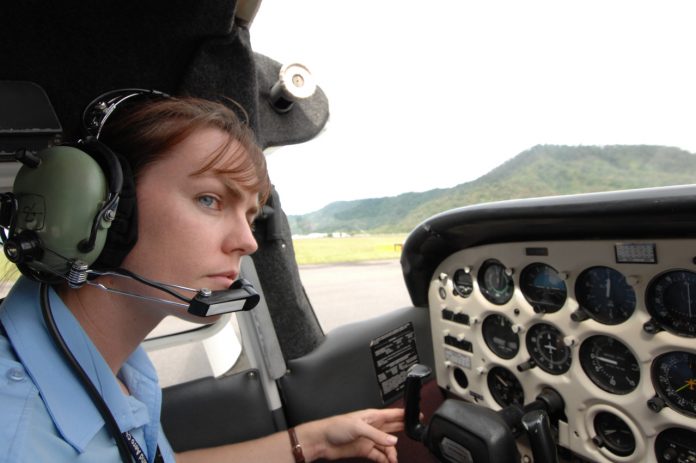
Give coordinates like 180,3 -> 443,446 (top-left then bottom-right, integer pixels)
206,272 -> 239,288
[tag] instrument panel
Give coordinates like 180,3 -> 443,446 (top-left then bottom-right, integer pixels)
429,239 -> 696,463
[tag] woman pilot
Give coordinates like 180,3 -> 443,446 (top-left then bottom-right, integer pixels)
0,94 -> 403,463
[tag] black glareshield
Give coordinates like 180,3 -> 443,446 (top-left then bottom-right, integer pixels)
0,81 -> 62,160
188,278 -> 260,317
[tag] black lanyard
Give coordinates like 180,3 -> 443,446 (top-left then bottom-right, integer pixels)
123,431 -> 164,463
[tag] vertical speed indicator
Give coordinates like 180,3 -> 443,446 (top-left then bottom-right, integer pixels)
646,270 -> 696,336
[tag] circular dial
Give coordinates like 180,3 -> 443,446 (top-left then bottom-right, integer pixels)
575,266 -> 636,324
525,323 -> 572,375
579,335 -> 640,394
646,270 -> 696,336
482,314 -> 520,359
487,366 -> 524,408
453,268 -> 473,298
651,351 -> 696,417
654,428 -> 696,463
593,411 -> 636,457
477,260 -> 514,305
519,263 -> 567,313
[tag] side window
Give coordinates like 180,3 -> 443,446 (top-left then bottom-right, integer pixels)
292,232 -> 412,333
145,315 -> 243,387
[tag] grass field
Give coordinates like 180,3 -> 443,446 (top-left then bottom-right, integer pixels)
0,234 -> 410,273
291,233 -> 408,265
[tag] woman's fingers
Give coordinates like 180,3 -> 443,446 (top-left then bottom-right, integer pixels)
355,419 -> 399,447
360,408 -> 405,425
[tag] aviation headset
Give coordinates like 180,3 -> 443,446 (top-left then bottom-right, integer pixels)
1,89 -> 169,283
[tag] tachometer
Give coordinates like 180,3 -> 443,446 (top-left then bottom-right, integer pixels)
646,270 -> 696,336
651,351 -> 696,418
525,323 -> 572,375
487,366 -> 524,408
519,263 -> 567,313
482,314 -> 519,359
575,266 -> 636,325
477,259 -> 514,305
579,335 -> 640,395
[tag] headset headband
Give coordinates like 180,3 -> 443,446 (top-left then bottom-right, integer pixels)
82,88 -> 170,139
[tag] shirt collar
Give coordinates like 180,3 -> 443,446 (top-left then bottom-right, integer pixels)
0,277 -> 159,453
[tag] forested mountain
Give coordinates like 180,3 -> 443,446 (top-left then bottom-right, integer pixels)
287,145 -> 696,235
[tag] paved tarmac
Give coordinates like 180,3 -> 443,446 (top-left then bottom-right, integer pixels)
298,259 -> 414,333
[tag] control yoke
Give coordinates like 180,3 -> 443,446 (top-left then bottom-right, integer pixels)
404,364 -> 563,463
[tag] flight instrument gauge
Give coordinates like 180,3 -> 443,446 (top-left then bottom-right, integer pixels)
452,268 -> 474,298
519,263 -> 567,313
579,335 -> 640,394
575,266 -> 636,325
482,314 -> 519,359
651,351 -> 696,418
654,428 -> 696,463
477,260 -> 514,305
593,411 -> 636,457
525,323 -> 572,375
646,270 -> 696,336
487,366 -> 525,408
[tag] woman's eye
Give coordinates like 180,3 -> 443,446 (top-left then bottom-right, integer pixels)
197,195 -> 220,209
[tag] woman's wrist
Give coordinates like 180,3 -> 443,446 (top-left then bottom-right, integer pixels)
293,422 -> 323,462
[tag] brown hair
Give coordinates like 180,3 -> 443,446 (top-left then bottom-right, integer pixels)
92,95 -> 271,268
100,96 -> 271,205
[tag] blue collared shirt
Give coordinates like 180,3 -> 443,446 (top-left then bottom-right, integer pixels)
0,277 -> 175,463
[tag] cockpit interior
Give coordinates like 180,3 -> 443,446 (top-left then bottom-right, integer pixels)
2,2 -> 696,463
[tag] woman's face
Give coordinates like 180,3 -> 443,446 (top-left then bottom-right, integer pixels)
119,127 -> 260,312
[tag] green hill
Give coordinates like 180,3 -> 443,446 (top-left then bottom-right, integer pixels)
287,145 -> 696,234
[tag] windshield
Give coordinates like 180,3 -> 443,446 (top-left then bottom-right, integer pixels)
252,0 -> 696,233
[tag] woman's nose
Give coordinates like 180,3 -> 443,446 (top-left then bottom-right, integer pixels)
223,219 -> 258,256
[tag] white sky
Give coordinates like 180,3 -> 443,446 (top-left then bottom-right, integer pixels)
251,0 -> 696,215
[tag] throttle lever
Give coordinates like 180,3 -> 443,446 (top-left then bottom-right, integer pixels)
522,409 -> 560,463
404,363 -> 432,441
404,364 -> 519,463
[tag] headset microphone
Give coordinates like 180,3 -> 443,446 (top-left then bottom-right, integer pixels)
66,262 -> 260,317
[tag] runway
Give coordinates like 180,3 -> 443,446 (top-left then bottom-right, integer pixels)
298,259 -> 414,333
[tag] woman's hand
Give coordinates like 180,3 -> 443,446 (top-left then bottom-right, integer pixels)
298,408 -> 404,463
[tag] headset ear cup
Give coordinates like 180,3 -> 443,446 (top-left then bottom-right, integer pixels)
81,136 -> 123,197
92,152 -> 138,269
11,145 -> 111,279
